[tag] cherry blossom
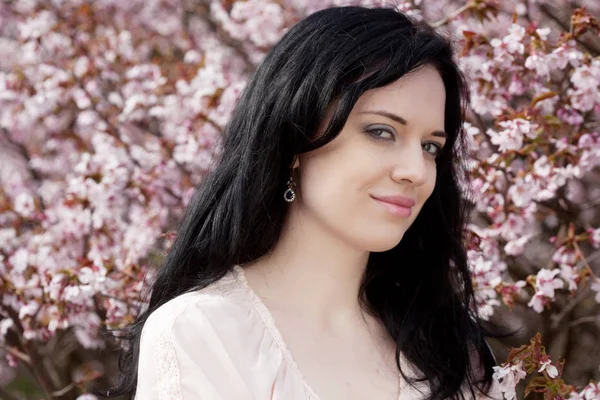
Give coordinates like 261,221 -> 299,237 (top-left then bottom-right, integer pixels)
527,269 -> 565,313
76,395 -> 98,400
567,381 -> 600,400
591,279 -> 600,304
492,361 -> 528,400
486,119 -> 539,152
538,356 -> 559,378
560,265 -> 580,292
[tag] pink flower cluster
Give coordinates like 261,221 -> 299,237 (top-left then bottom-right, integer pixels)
568,380 -> 600,400
455,6 -> 600,323
492,361 -> 527,400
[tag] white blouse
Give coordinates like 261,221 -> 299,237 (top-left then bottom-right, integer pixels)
135,265 -> 503,400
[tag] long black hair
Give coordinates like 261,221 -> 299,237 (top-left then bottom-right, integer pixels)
105,6 -> 510,400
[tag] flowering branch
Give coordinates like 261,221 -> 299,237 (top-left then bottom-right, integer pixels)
539,3 -> 600,56
2,307 -> 56,399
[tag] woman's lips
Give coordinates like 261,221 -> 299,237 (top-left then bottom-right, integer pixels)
371,195 -> 415,218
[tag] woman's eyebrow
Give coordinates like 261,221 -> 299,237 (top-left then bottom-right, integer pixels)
358,110 -> 447,138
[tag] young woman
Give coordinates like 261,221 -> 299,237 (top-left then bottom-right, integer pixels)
107,5 -> 507,400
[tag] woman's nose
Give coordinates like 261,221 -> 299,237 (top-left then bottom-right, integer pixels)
390,143 -> 428,186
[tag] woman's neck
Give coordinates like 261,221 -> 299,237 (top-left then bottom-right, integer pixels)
242,205 -> 371,329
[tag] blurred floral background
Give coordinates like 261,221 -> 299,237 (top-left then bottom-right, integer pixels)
0,0 -> 599,399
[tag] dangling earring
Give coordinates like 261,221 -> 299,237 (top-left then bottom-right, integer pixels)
283,173 -> 296,202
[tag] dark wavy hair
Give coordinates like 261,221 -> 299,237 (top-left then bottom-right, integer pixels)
103,6 -> 512,400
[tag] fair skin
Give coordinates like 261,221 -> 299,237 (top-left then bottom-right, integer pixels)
243,65 -> 447,399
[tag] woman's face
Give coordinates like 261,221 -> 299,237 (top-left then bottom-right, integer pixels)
295,65 -> 447,252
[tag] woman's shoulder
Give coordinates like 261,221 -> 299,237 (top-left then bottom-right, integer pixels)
143,267 -> 250,333
136,267 -> 288,399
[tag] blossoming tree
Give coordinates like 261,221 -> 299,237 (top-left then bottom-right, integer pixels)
0,0 -> 599,399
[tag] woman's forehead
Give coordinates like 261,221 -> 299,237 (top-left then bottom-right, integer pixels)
354,67 -> 445,108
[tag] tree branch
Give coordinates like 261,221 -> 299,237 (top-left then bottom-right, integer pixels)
2,307 -> 55,400
538,3 -> 600,57
567,315 -> 600,328
549,287 -> 592,331
432,2 -> 474,28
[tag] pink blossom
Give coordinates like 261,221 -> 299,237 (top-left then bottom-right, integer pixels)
492,361 -> 527,400
0,319 -> 14,342
13,192 -> 36,217
568,381 -> 600,400
8,248 -> 28,273
550,40 -> 584,70
538,357 -> 558,378
491,24 -> 526,56
504,234 -> 532,256
467,236 -> 506,320
571,61 -> 600,92
487,119 -> 538,152
498,213 -> 527,241
507,177 -> 536,207
528,269 -> 564,313
18,301 -> 39,319
471,92 -> 506,117
76,395 -> 98,400
589,228 -> 600,248
578,133 -> 596,149
535,268 -> 564,298
0,229 -> 18,253
211,0 -> 287,49
567,61 -> 600,112
508,73 -> 527,95
569,88 -> 599,113
560,265 -> 579,292
533,155 -> 552,178
557,106 -> 584,125
18,10 -> 56,40
514,2 -> 527,16
536,27 -> 551,41
528,292 -> 547,313
591,279 -> 600,304
487,127 -> 522,152
6,353 -> 18,368
525,53 -> 550,79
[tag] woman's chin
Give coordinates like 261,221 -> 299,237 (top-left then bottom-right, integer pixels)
360,232 -> 405,253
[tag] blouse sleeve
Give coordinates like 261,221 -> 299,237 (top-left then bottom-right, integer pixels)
135,296 -> 256,400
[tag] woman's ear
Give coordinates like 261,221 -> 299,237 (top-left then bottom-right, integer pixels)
291,155 -> 300,169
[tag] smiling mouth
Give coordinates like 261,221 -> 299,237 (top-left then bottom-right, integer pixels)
371,197 -> 413,218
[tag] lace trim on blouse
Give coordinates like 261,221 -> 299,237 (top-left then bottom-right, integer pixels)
154,300 -> 188,400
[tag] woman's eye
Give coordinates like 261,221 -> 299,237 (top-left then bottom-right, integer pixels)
422,142 -> 443,157
367,128 -> 394,141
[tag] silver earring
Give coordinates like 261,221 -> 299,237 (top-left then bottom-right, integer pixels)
283,174 -> 296,202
